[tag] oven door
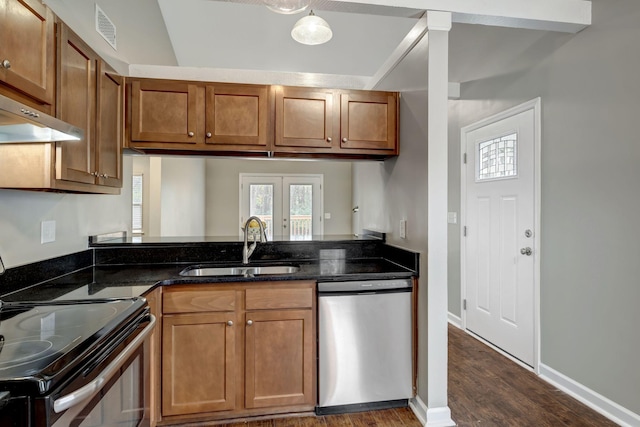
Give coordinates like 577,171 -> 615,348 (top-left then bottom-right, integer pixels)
49,315 -> 156,427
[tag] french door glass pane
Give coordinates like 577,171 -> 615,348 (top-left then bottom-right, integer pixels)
249,184 -> 274,239
289,184 -> 313,240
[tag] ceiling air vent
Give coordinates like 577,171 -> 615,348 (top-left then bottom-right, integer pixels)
95,4 -> 117,50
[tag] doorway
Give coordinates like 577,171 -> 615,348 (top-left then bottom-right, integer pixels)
240,174 -> 323,240
460,98 -> 541,369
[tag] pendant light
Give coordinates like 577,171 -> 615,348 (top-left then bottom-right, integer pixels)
291,10 -> 333,45
263,0 -> 309,15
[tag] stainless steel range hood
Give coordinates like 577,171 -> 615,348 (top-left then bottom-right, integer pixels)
0,94 -> 83,143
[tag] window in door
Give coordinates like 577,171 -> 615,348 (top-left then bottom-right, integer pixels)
240,174 -> 323,240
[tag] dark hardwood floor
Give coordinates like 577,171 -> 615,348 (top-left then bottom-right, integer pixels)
448,324 -> 619,427
214,325 -> 618,426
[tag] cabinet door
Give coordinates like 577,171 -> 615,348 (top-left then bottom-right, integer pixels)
0,0 -> 55,104
244,309 -> 314,409
56,25 -> 96,185
162,312 -> 236,416
340,91 -> 397,152
130,80 -> 202,144
275,87 -> 335,150
95,64 -> 123,188
204,84 -> 268,149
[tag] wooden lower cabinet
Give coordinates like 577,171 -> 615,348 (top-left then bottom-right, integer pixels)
159,282 -> 315,424
162,312 -> 236,416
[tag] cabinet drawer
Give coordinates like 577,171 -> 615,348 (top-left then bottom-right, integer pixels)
245,287 -> 313,310
164,290 -> 236,313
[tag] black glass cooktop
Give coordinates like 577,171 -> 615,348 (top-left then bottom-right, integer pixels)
0,298 -> 147,395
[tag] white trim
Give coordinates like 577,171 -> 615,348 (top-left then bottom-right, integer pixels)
539,364 -> 640,427
365,16 -> 427,90
425,13 -> 451,422
466,329 -> 535,372
459,97 -> 542,373
426,407 -> 456,427
447,312 -> 462,328
409,396 -> 428,426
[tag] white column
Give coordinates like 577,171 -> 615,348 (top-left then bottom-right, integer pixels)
426,11 -> 455,427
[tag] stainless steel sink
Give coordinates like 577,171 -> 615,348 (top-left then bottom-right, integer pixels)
179,265 -> 300,277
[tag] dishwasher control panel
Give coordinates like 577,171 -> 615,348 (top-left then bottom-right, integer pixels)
317,279 -> 412,293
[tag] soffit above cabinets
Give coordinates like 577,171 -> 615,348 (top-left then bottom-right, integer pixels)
44,0 -> 591,90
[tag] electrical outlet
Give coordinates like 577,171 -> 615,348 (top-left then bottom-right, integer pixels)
41,220 -> 56,244
399,219 -> 407,239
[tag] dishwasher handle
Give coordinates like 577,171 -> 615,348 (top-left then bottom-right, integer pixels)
318,279 -> 412,294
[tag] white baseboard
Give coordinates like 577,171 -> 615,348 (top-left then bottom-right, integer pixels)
426,406 -> 456,426
447,312 -> 462,328
409,397 -> 456,427
539,363 -> 640,427
409,396 -> 427,425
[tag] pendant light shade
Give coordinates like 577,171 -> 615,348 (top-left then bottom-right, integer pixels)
263,0 -> 309,15
291,10 -> 333,45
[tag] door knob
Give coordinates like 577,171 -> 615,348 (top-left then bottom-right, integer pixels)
206,132 -> 212,138
246,320 -> 253,326
227,320 -> 233,326
188,131 -> 194,137
1,59 -> 10,69
520,247 -> 532,256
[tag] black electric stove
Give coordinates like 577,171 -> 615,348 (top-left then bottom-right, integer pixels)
0,297 -> 150,426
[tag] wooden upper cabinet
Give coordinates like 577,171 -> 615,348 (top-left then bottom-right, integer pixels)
275,86 -> 335,150
205,84 -> 268,149
95,65 -> 123,188
56,24 -> 97,185
0,0 -> 55,105
130,79 -> 202,145
339,91 -> 398,153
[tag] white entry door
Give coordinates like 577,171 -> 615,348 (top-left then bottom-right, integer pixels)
462,100 -> 539,367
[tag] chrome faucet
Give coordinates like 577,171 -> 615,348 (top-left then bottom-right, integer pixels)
242,216 -> 267,265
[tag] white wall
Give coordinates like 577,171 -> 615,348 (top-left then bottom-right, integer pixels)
448,0 -> 640,417
159,157 -> 206,236
0,156 -> 133,268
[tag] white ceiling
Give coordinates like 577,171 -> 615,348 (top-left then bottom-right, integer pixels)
157,0 -> 417,76
44,0 -> 589,91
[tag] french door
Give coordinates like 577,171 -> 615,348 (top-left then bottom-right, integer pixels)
240,174 -> 323,240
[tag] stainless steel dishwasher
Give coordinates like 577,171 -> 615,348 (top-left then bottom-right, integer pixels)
317,279 -> 413,415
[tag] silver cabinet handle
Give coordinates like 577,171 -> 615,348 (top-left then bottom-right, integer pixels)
188,131 -> 194,137
54,315 -> 156,413
520,247 -> 532,256
327,137 -> 332,143
247,320 -> 253,326
1,59 -> 10,69
206,132 -> 212,138
342,137 -> 348,143
227,320 -> 233,326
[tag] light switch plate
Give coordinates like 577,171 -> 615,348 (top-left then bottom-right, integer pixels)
447,212 -> 458,224
41,220 -> 56,244
324,213 -> 331,219
399,219 -> 407,239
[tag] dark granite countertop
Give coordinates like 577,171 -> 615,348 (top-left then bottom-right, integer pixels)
1,258 -> 416,303
0,237 -> 418,303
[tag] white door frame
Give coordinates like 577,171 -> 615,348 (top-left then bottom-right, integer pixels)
460,97 -> 542,372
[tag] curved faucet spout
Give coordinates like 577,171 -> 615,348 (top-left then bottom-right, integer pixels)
242,216 -> 268,264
